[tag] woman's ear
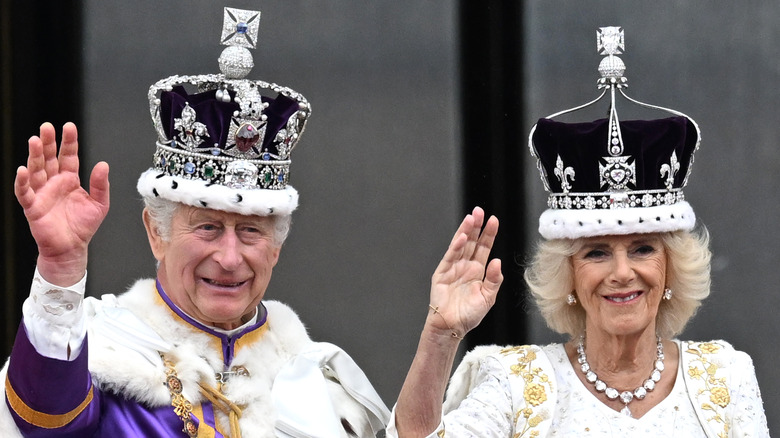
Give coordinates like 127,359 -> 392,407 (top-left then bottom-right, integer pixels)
142,208 -> 166,262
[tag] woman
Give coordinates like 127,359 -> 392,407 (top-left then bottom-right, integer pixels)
391,217 -> 768,436
388,28 -> 769,437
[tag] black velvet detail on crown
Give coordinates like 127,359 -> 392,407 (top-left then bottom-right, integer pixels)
532,116 -> 698,194
159,85 -> 300,155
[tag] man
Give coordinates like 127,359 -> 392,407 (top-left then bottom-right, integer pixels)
1,7 -> 389,437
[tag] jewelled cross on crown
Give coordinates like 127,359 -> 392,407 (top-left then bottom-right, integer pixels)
218,8 -> 261,80
221,7 -> 260,49
597,26 -> 624,57
596,26 -> 636,197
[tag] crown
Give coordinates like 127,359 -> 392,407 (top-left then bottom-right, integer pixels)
137,7 -> 311,216
528,27 -> 702,240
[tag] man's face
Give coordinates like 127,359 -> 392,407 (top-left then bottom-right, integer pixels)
145,205 -> 281,330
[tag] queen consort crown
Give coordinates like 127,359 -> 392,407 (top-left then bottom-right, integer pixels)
527,27 -> 702,240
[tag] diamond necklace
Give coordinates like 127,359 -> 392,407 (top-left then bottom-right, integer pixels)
576,336 -> 665,417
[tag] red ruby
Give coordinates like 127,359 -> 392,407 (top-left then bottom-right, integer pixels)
235,123 -> 260,152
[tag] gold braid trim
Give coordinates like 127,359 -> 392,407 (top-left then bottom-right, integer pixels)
5,376 -> 94,429
199,383 -> 243,438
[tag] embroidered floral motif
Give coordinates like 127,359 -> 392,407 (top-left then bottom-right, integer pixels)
685,342 -> 730,438
501,346 -> 552,438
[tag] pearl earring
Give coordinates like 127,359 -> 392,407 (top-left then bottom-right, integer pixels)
567,293 -> 577,305
663,288 -> 673,300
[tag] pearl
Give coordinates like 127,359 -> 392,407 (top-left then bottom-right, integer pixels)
577,336 -> 664,418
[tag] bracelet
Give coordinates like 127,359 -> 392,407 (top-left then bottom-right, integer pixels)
428,305 -> 464,340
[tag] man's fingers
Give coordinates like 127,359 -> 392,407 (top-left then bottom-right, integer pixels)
59,122 -> 80,174
26,135 -> 49,190
89,162 -> 111,210
39,122 -> 60,180
14,166 -> 34,209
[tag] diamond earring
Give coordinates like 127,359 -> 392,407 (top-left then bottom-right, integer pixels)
663,288 -> 673,300
567,293 -> 577,305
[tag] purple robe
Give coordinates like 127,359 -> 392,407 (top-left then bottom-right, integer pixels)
4,282 -> 267,437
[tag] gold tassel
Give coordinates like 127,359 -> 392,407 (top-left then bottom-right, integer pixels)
199,383 -> 243,438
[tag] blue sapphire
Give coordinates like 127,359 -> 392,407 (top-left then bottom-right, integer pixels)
237,22 -> 248,34
263,153 -> 271,161
211,148 -> 221,156
277,171 -> 285,182
184,162 -> 196,174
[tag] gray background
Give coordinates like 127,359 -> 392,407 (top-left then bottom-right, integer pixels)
80,1 -> 778,432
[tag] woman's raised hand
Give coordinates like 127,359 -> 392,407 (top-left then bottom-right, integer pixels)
428,206 -> 503,339
14,122 -> 110,285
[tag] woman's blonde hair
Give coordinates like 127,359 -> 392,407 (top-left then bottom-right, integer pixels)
524,228 -> 711,339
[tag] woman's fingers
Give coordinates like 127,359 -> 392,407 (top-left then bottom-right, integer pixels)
484,258 -> 503,299
471,215 -> 498,264
461,207 -> 485,259
436,208 -> 500,280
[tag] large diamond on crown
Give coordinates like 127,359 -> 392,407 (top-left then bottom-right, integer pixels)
224,160 -> 259,189
599,156 -> 636,191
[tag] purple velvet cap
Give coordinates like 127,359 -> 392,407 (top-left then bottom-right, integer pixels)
159,85 -> 301,157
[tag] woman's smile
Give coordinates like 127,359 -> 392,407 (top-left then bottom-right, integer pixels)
604,291 -> 643,303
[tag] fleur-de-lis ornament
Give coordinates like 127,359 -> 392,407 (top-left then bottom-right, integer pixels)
660,151 -> 680,190
554,155 -> 575,194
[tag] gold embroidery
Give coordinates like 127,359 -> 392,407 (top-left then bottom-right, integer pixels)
685,342 -> 730,438
500,346 -> 551,438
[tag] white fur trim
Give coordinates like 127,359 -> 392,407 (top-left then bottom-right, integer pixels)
538,201 -> 696,239
136,168 -> 298,216
1,279 -> 385,435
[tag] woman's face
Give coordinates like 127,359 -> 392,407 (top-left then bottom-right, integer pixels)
571,233 -> 667,338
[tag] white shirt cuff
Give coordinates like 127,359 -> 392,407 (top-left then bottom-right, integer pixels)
21,268 -> 88,361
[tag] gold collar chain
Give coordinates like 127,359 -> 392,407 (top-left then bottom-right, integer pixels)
161,353 -> 198,437
160,353 -> 248,438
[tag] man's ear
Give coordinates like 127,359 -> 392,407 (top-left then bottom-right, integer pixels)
142,208 -> 166,262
